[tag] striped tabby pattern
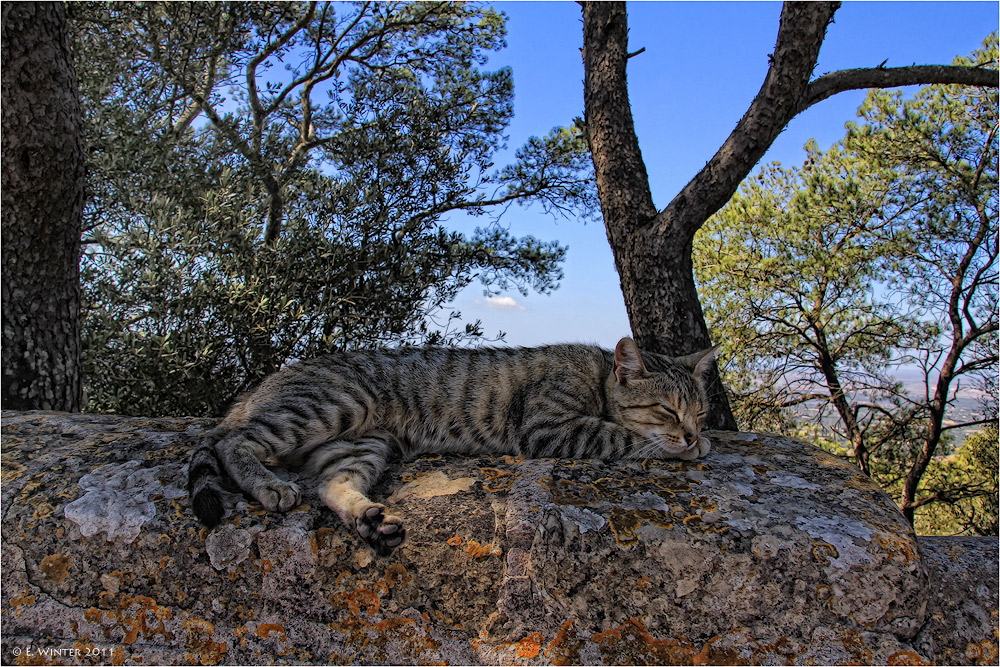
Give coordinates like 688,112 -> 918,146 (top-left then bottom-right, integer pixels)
188,337 -> 715,555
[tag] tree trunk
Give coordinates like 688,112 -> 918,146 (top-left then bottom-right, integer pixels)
580,0 -> 996,433
816,340 -> 870,476
581,2 -> 738,429
1,2 -> 85,411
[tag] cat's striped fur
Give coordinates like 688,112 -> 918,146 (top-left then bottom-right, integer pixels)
188,337 -> 715,555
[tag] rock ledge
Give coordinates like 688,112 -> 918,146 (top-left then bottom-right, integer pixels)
2,411 -> 996,665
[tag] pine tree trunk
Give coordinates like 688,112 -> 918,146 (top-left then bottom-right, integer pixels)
581,2 -> 738,429
1,2 -> 85,411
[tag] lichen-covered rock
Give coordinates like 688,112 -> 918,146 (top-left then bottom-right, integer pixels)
1,411 -> 996,665
917,537 -> 999,666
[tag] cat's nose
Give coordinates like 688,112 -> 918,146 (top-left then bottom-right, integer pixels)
684,432 -> 699,447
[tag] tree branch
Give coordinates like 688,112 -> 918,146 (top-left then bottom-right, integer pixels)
653,3 -> 999,243
798,64 -> 999,115
170,52 -> 220,138
941,417 -> 1000,433
653,1 -> 840,240
247,2 -> 317,120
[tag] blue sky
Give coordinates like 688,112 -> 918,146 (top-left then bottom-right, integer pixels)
442,1 -> 998,349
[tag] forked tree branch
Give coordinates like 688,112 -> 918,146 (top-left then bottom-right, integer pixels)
650,2 -> 999,244
652,1 -> 840,242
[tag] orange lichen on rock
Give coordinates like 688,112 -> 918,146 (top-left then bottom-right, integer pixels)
465,540 -> 501,558
346,589 -> 380,617
607,507 -> 673,548
39,553 -> 71,583
811,540 -> 839,566
876,533 -> 920,565
839,629 -> 875,664
591,618 -> 700,664
480,467 -> 518,493
681,513 -> 729,535
373,618 -> 444,662
311,526 -> 341,556
255,623 -> 287,640
31,502 -> 56,520
515,632 -> 543,658
8,590 -> 36,618
1,458 -> 27,483
77,595 -> 175,646
325,615 -> 443,664
537,477 -> 599,507
545,620 -> 585,666
965,639 -> 1000,665
383,563 -> 410,589
887,650 -> 933,666
184,617 -> 227,665
116,595 -> 175,645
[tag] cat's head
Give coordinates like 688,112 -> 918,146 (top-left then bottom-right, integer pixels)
607,337 -> 716,459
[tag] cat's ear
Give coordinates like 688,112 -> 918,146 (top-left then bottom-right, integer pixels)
614,337 -> 649,384
675,345 -> 719,383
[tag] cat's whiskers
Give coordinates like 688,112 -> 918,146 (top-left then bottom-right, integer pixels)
627,433 -> 682,461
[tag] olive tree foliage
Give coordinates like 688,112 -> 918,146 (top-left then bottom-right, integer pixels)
695,35 -> 998,531
70,2 -> 596,417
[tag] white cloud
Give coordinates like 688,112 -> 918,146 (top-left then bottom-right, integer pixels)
476,296 -> 525,311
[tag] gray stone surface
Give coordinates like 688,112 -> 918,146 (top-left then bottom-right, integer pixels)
918,536 -> 999,666
1,411 -> 996,665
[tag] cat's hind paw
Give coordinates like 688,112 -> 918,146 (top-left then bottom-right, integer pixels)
255,480 -> 301,513
356,504 -> 406,556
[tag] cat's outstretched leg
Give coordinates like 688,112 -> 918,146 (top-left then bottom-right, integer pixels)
313,435 -> 404,556
213,431 -> 302,512
321,475 -> 405,556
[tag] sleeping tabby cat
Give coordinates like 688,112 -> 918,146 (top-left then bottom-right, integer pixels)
188,337 -> 716,555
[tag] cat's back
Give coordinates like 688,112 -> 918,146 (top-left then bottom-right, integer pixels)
233,343 -> 613,436
363,343 -> 613,452
252,342 -> 609,393
367,342 -> 612,393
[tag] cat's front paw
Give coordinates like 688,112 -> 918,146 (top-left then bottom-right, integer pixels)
255,480 -> 301,513
676,436 -> 711,461
356,504 -> 406,556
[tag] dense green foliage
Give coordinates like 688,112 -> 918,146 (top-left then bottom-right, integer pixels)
913,427 -> 999,536
695,35 -> 998,535
71,2 -> 595,416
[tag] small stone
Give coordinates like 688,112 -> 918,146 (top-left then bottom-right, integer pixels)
676,578 -> 698,597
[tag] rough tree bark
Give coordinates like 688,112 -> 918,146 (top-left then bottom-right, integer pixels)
1,2 -> 86,411
581,1 -> 997,431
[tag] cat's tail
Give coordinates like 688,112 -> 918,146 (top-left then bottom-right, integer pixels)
187,428 -> 228,527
